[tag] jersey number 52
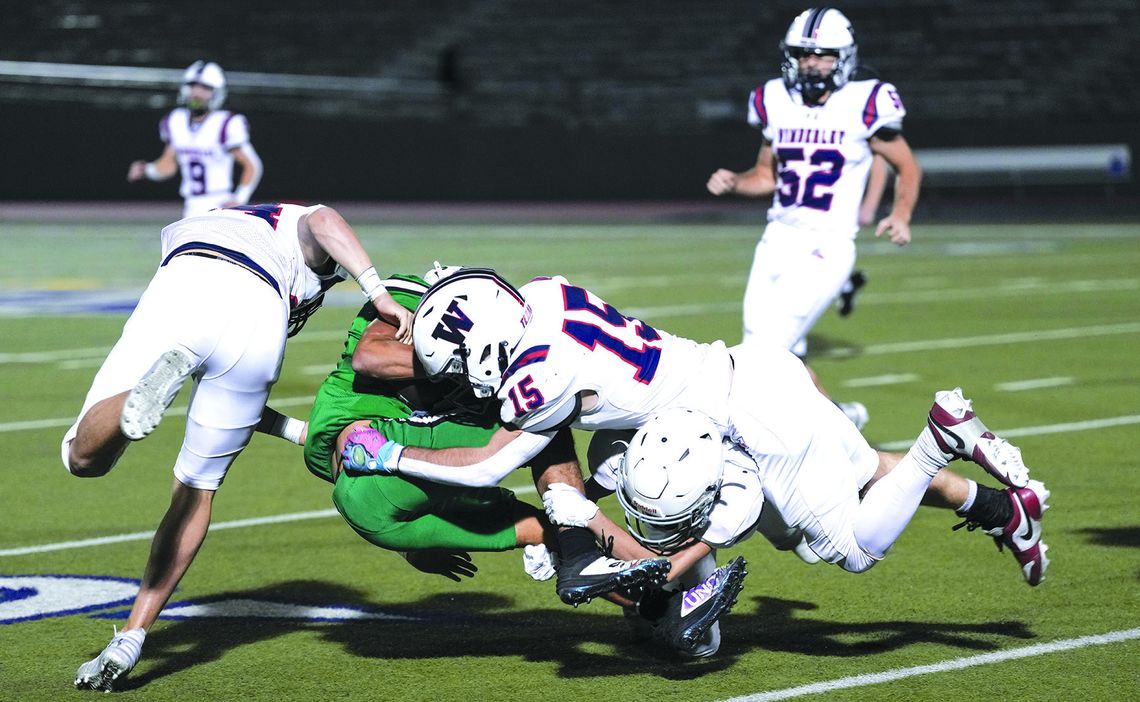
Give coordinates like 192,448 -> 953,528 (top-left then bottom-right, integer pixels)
776,147 -> 846,211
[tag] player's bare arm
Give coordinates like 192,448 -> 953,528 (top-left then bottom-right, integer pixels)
352,319 -> 417,379
392,425 -> 556,487
298,207 -> 413,341
859,154 -> 890,226
870,134 -> 922,245
127,145 -> 177,182
222,143 -> 263,207
707,142 -> 778,197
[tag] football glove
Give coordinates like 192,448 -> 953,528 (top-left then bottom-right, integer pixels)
542,482 -> 599,527
341,426 -> 402,475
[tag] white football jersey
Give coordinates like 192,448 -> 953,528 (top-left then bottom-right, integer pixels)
159,107 -> 251,200
747,78 -> 906,238
497,276 -> 733,433
160,204 -> 328,310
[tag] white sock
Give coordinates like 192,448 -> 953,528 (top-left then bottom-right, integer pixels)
109,627 -> 146,667
854,444 -> 941,558
909,425 -> 952,477
956,479 -> 979,515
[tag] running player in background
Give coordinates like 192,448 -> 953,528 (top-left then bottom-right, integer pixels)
706,8 -> 922,427
128,61 -> 262,218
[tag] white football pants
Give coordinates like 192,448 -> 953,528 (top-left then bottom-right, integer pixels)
61,255 -> 287,490
741,220 -> 855,356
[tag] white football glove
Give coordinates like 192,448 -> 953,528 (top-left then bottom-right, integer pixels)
542,482 -> 599,528
522,543 -> 559,581
424,261 -> 464,285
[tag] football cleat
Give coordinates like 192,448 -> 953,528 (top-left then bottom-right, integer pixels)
555,553 -> 671,606
655,556 -> 747,652
120,349 -> 195,440
837,401 -> 869,431
74,628 -> 143,692
927,388 -> 1029,488
838,270 -> 866,317
993,480 -> 1051,586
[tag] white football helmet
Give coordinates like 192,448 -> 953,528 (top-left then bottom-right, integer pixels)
412,268 -> 529,399
179,60 -> 227,111
780,8 -> 858,103
616,408 -> 725,553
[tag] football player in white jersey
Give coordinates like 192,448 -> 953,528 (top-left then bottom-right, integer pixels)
128,61 -> 263,218
339,269 -> 1039,651
706,8 -> 922,419
578,394 -> 1049,591
66,203 -> 411,692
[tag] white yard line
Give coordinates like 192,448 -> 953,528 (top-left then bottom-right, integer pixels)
0,395 -> 315,433
719,627 -> 1140,702
0,484 -> 537,557
842,373 -> 920,388
824,321 -> 1140,357
876,414 -> 1140,451
995,377 -> 1073,392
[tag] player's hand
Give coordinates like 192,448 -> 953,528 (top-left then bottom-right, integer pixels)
875,214 -> 912,246
542,482 -> 599,527
373,293 -> 414,344
402,550 -> 477,582
341,426 -> 402,474
127,160 -> 147,182
220,198 -> 239,209
706,168 -> 738,196
522,544 -> 559,581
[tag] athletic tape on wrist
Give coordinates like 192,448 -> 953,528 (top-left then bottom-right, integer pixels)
356,266 -> 387,300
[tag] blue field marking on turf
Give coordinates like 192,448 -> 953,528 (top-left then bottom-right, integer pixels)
719,627 -> 1140,702
0,289 -> 140,316
0,575 -> 139,624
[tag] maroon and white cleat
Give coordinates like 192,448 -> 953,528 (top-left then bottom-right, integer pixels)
992,480 -> 1051,586
927,387 -> 1029,488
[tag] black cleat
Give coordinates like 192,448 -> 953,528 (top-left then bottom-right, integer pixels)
555,554 -> 671,606
655,556 -> 747,652
838,270 -> 867,317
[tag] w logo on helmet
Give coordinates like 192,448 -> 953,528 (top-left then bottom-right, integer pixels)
431,299 -> 474,344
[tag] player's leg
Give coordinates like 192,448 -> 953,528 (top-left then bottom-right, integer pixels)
63,264 -> 201,477
75,478 -> 214,692
77,264 -> 284,691
878,452 -> 1050,586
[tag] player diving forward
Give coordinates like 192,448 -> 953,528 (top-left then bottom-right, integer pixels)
291,269 -> 674,603
128,61 -> 263,218
339,270 -> 1046,643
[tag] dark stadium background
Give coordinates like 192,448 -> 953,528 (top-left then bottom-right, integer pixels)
1,1 -> 1136,215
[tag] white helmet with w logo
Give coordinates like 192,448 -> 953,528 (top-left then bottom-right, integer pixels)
412,268 -> 529,398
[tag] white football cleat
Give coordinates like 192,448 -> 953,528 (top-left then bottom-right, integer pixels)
837,401 -> 869,431
120,349 -> 195,440
927,387 -> 1029,488
74,628 -> 144,692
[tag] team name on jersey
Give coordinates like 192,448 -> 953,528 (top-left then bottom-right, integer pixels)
776,128 -> 846,144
